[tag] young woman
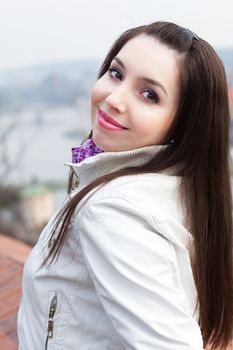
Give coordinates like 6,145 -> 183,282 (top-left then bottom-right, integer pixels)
17,21 -> 233,349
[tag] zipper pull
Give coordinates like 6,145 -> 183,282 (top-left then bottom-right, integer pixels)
47,293 -> 58,339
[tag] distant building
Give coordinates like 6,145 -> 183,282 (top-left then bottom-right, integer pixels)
20,185 -> 54,229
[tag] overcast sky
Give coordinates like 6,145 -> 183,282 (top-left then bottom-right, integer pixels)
0,0 -> 232,72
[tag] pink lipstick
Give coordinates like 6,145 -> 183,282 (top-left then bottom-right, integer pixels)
97,108 -> 127,131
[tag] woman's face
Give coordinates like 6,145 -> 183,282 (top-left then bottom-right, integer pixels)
91,34 -> 180,152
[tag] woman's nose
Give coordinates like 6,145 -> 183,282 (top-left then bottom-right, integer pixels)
105,87 -> 127,113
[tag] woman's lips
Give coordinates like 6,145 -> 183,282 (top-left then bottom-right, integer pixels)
97,108 -> 127,131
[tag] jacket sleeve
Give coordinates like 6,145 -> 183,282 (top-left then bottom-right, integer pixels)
78,196 -> 204,350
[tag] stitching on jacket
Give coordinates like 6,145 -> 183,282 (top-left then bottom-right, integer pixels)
85,194 -> 163,226
77,229 -> 130,350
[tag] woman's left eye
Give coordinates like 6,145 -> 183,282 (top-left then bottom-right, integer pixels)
142,89 -> 160,104
108,67 -> 122,80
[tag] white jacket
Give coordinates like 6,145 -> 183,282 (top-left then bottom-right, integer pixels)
17,145 -> 204,349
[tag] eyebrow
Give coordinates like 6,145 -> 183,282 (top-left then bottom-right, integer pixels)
113,57 -> 168,97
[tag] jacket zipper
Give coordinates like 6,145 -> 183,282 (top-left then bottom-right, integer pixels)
45,293 -> 58,350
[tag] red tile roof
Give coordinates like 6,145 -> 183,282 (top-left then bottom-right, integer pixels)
0,234 -> 31,350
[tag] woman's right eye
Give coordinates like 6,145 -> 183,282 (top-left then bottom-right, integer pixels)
108,67 -> 122,80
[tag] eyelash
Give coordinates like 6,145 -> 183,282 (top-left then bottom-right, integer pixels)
108,67 -> 122,80
107,66 -> 160,104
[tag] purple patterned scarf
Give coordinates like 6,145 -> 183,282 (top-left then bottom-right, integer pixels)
71,138 -> 104,164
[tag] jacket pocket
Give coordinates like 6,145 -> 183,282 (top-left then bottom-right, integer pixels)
44,291 -> 72,350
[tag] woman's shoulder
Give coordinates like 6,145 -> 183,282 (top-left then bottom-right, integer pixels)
93,172 -> 180,195
77,171 -> 191,254
84,172 -> 184,226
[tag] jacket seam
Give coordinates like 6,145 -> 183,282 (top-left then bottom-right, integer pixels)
77,226 -> 129,349
82,193 -> 165,226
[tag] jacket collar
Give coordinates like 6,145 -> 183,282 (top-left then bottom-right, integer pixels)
64,144 -> 167,188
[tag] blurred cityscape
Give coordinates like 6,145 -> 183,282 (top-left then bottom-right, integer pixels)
0,51 -> 233,246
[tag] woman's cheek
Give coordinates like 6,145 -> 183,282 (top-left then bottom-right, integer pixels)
90,83 -> 99,105
91,79 -> 106,105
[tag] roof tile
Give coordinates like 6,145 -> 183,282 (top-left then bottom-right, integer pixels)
0,235 -> 31,349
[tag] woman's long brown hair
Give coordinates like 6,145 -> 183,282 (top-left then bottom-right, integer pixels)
44,22 -> 233,349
